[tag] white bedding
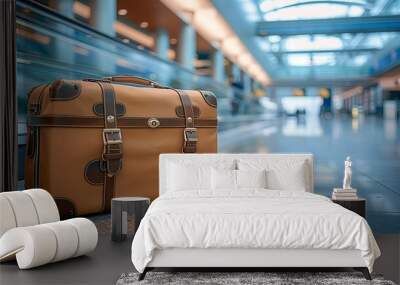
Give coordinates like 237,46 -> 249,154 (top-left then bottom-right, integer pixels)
131,190 -> 380,273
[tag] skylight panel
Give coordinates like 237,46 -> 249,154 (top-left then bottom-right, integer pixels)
287,54 -> 312,66
260,2 -> 365,21
284,36 -> 343,51
257,38 -> 271,51
286,53 -> 337,66
269,35 -> 281,43
239,0 -> 261,21
391,1 -> 400,14
363,34 -> 385,48
312,53 -> 336,65
353,55 -> 368,66
347,5 -> 364,16
259,0 -> 291,13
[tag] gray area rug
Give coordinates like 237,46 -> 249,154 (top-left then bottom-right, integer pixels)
116,271 -> 396,285
93,215 -> 136,235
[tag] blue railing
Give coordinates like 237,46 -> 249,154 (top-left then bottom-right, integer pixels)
15,0 -> 242,123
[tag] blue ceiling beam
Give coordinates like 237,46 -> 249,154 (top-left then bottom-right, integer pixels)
256,15 -> 400,36
271,77 -> 369,87
271,48 -> 379,55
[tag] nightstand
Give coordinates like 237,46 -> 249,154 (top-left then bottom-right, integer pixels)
332,198 -> 366,218
111,197 -> 150,242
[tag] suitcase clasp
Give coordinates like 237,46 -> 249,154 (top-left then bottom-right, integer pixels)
147,118 -> 160,128
103,128 -> 122,145
184,128 -> 198,142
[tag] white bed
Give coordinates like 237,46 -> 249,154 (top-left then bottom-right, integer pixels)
131,154 -> 380,280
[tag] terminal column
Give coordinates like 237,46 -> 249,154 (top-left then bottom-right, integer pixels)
243,72 -> 252,96
88,0 -> 116,74
156,29 -> 170,60
48,0 -> 74,65
212,49 -> 225,83
49,0 -> 74,18
89,0 -> 116,36
231,63 -> 241,83
178,23 -> 196,70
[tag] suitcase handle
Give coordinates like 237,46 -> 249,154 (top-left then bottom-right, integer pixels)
103,76 -> 161,88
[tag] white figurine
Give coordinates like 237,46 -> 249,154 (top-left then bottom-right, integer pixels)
343,156 -> 352,190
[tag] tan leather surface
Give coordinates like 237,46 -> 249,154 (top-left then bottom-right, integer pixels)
39,128 -> 104,214
38,83 -> 217,120
25,80 -> 217,215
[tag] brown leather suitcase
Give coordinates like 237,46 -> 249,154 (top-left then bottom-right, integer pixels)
25,76 -> 217,217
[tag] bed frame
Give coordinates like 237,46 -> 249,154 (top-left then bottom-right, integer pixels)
138,154 -> 372,281
139,248 -> 370,280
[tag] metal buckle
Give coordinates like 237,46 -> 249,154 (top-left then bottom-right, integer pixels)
184,128 -> 198,142
103,128 -> 122,145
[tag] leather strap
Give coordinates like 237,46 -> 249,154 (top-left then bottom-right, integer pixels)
97,82 -> 122,212
102,76 -> 161,87
28,116 -> 217,128
33,127 -> 40,187
30,85 -> 49,188
174,89 -> 197,153
104,174 -> 115,213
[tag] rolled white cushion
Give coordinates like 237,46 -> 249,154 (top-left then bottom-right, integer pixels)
0,191 -> 39,227
0,189 -> 60,239
65,218 -> 98,257
23,189 -> 60,224
42,221 -> 79,262
0,218 -> 98,269
0,196 -> 17,237
0,226 -> 57,269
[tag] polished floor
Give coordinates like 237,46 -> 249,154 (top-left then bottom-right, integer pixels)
0,216 -> 133,285
220,114 -> 400,234
1,114 -> 399,284
1,218 -> 398,284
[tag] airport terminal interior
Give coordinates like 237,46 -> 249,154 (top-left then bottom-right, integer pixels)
1,0 -> 400,284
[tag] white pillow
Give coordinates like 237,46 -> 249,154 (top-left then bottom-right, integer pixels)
266,166 -> 306,191
212,168 -> 236,190
236,169 -> 267,189
167,163 -> 211,191
237,159 -> 308,191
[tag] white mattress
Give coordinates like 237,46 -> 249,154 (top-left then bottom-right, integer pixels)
131,190 -> 380,273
